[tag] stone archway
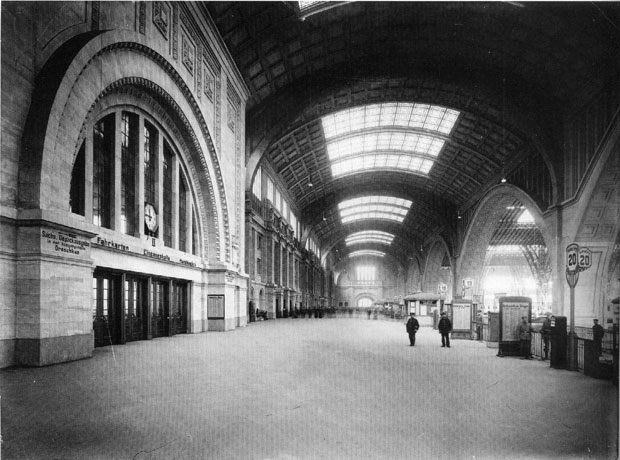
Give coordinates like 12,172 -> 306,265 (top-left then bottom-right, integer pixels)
19,31 -> 231,263
422,238 -> 453,301
457,184 -> 553,310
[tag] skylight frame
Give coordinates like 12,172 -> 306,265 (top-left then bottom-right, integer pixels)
349,250 -> 386,258
322,102 -> 460,140
345,230 -> 395,246
338,196 -> 412,224
320,102 -> 459,178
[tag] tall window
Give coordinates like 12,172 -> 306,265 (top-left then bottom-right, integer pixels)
144,121 -> 158,236
266,176 -> 274,204
179,175 -> 188,252
71,108 -> 199,254
163,142 -> 174,247
356,265 -> 376,281
70,143 -> 85,215
121,112 -> 138,235
192,209 -> 199,256
252,167 -> 262,199
92,114 -> 115,228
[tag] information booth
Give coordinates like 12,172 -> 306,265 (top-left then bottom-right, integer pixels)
404,292 -> 441,327
497,296 -> 532,357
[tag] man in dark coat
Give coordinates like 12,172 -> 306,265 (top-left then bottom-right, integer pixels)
517,316 -> 532,359
541,313 -> 552,360
438,312 -> 452,348
593,318 -> 605,357
406,312 -> 420,346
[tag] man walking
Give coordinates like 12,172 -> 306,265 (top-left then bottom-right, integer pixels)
438,312 -> 452,348
406,312 -> 420,346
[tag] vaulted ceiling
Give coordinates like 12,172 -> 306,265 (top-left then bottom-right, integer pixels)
205,1 -> 620,265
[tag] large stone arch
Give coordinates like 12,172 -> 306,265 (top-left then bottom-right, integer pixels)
422,237 -> 454,300
569,120 -> 620,322
18,30 -> 231,263
456,184 -> 553,299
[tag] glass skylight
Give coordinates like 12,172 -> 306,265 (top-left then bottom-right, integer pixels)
338,196 -> 412,224
322,103 -> 460,139
349,250 -> 386,258
345,231 -> 395,246
517,209 -> 535,224
332,154 -> 433,177
321,102 -> 459,178
326,131 -> 445,161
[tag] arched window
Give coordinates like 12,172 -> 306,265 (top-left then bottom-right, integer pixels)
71,108 -> 201,255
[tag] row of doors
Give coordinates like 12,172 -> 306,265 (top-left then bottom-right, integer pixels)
92,270 -> 189,347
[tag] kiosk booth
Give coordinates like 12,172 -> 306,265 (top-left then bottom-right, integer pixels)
404,292 -> 441,327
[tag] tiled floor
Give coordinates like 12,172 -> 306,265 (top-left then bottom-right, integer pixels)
1,318 -> 617,460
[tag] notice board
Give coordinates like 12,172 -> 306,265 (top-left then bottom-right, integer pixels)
451,299 -> 472,332
497,296 -> 531,357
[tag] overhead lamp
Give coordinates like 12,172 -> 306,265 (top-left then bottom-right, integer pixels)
501,177 -> 507,183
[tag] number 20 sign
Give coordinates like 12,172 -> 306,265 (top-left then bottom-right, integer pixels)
566,243 -> 579,274
566,243 -> 592,274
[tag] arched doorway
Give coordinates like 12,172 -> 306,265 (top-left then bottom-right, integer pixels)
357,297 -> 374,308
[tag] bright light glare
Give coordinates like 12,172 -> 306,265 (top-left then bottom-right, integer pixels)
517,209 -> 535,224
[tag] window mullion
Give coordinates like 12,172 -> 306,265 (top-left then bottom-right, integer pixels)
84,137 -> 94,223
137,116 -> 146,238
172,157 -> 179,249
113,110 -> 123,232
157,132 -> 164,241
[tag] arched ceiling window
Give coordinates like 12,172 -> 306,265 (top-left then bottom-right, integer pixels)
338,195 -> 412,224
321,103 -> 460,178
349,250 -> 386,258
345,231 -> 395,246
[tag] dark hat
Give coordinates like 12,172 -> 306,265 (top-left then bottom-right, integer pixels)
593,318 -> 599,322
410,312 -> 415,315
440,312 -> 446,316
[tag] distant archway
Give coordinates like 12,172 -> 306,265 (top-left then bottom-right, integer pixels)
357,297 -> 374,308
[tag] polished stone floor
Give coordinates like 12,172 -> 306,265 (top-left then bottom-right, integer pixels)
1,318 -> 617,460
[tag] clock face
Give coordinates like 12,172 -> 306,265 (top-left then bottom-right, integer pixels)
144,203 -> 158,232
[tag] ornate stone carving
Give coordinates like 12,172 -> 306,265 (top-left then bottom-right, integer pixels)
153,1 -> 170,38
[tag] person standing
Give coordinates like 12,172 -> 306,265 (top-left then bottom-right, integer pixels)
406,312 -> 420,346
517,316 -> 532,359
541,313 -> 552,361
438,312 -> 452,348
592,318 -> 605,357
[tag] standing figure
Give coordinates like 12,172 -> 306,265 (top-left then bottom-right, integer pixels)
517,316 -> 532,359
592,319 -> 605,357
406,312 -> 420,346
541,313 -> 552,360
438,312 -> 452,348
